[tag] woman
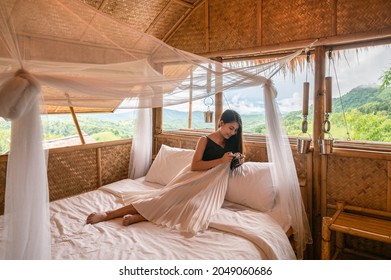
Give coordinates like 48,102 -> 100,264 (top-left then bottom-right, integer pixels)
86,109 -> 245,233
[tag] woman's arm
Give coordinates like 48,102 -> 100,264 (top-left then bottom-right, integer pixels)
190,136 -> 234,171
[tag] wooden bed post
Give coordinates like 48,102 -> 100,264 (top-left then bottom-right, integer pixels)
312,46 -> 326,259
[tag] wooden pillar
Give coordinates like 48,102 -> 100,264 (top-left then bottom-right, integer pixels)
188,71 -> 193,129
312,46 -> 326,259
214,57 -> 223,130
69,106 -> 85,145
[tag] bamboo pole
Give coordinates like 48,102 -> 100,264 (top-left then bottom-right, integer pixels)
214,57 -> 223,130
321,155 -> 328,217
69,106 -> 85,145
96,147 -> 102,187
188,71 -> 193,128
321,217 -> 332,260
312,46 -> 326,259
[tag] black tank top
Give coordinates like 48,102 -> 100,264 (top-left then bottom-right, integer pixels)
202,136 -> 238,161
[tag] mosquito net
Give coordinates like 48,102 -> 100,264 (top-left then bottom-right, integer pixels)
0,0 -> 311,260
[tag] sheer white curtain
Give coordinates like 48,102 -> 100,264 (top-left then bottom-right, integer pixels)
0,71 -> 51,259
0,0 -> 312,260
128,108 -> 152,179
263,81 -> 312,259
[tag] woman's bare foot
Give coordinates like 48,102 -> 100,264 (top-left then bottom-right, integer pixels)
86,212 -> 108,224
122,214 -> 146,226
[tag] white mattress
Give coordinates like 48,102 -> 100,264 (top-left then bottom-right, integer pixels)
0,178 -> 295,260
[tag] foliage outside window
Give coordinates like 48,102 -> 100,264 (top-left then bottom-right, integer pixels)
163,44 -> 391,144
2,45 -> 391,155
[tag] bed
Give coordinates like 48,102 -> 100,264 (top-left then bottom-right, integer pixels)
0,145 -> 296,260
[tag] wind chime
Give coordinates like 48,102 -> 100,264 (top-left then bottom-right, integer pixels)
297,51 -> 312,154
318,49 -> 334,154
203,64 -> 214,123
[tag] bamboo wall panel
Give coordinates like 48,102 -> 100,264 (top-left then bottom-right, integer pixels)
168,0 -> 391,56
208,0 -> 258,52
100,143 -> 131,186
326,155 -> 388,211
337,0 -> 391,35
262,0 -> 332,46
100,0 -> 168,32
155,134 -> 198,151
47,149 -> 98,202
167,2 -> 207,54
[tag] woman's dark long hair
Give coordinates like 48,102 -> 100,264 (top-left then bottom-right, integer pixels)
219,109 -> 244,154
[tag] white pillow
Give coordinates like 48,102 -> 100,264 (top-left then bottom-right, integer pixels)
145,144 -> 195,186
226,162 -> 276,212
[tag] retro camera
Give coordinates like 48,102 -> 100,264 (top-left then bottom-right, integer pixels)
230,152 -> 243,170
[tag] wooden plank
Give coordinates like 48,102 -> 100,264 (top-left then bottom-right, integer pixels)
330,212 -> 391,243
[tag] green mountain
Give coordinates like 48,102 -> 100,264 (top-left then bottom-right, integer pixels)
332,85 -> 391,115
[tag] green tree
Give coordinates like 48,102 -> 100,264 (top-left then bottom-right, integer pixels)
380,66 -> 391,90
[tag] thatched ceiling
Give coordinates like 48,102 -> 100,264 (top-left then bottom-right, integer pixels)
80,0 -> 201,44
79,0 -> 391,59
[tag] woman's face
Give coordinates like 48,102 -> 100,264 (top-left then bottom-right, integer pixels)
219,121 -> 239,139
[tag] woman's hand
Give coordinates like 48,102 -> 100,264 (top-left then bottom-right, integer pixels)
240,154 -> 246,164
221,152 -> 235,164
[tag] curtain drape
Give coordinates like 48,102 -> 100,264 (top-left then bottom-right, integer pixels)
0,0 -> 312,260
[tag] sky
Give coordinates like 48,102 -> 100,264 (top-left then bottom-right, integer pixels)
167,44 -> 391,115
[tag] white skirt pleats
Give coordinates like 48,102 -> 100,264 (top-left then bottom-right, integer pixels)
121,163 -> 230,234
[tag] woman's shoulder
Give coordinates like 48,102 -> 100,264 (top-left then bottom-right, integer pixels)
196,136 -> 209,147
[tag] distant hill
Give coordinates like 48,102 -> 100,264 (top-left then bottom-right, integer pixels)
332,85 -> 391,114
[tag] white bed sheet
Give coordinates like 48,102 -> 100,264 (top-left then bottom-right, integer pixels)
0,178 -> 295,260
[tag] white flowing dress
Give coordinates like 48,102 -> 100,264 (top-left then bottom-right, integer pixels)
122,138 -> 236,234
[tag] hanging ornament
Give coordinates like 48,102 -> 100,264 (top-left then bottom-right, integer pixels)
318,49 -> 334,155
203,96 -> 214,123
297,50 -> 312,154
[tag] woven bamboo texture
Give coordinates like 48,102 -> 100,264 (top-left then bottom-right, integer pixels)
326,155 -> 388,211
261,0 -> 331,46
101,142 -> 131,186
47,148 -> 99,202
168,0 -> 391,55
167,1 -> 207,54
325,151 -> 391,259
337,0 -> 391,35
208,0 -> 258,52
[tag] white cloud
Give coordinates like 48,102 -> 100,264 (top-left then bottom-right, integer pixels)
278,91 -> 302,113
